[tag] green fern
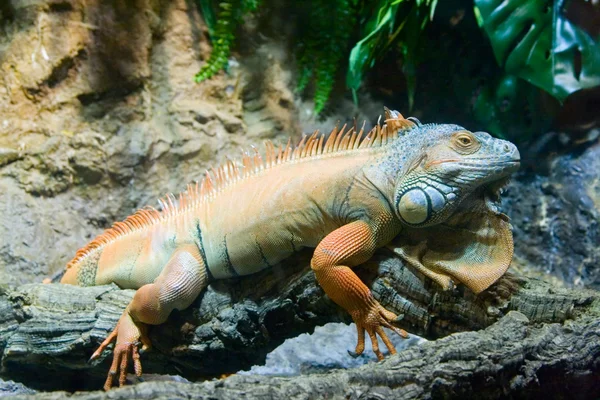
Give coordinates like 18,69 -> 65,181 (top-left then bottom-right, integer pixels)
196,0 -> 435,114
195,0 -> 260,83
296,0 -> 354,115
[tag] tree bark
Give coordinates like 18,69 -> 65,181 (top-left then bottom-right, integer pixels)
1,249 -> 599,396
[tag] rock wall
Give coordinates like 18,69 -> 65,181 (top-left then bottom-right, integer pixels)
0,0 -> 304,285
506,142 -> 600,289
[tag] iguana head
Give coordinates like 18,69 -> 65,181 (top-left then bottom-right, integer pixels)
393,123 -> 520,227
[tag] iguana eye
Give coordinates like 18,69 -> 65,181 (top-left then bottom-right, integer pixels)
452,131 -> 480,153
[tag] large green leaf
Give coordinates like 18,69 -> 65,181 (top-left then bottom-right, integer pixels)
346,0 -> 401,101
395,2 -> 432,110
474,0 -> 600,102
346,0 -> 437,106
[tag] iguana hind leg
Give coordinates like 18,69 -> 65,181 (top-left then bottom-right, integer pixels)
91,244 -> 208,390
311,220 -> 408,360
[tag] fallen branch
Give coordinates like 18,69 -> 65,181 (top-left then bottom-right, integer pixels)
1,249 -> 598,394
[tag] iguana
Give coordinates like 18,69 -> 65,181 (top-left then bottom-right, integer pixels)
61,109 -> 520,390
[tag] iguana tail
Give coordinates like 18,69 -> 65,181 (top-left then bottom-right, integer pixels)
61,249 -> 102,286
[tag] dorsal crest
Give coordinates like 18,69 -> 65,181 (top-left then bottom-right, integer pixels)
66,110 -> 416,270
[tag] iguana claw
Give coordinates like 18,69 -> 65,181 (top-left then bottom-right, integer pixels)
91,310 -> 151,390
350,300 -> 408,361
347,350 -> 360,358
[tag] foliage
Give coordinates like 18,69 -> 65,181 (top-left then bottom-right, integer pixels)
194,0 -> 260,83
194,0 -> 600,138
474,0 -> 600,102
472,74 -> 548,141
347,0 -> 437,110
195,0 -> 438,114
295,0 -> 354,115
346,0 -> 400,105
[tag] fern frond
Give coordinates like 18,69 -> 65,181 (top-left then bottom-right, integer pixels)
296,65 -> 313,93
296,0 -> 354,115
195,0 -> 261,83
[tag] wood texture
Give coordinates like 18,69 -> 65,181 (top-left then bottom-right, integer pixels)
1,249 -> 599,396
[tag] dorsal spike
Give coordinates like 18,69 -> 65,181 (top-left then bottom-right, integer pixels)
264,141 -> 274,166
359,125 -> 376,149
309,135 -> 319,157
251,145 -> 263,170
283,138 -> 292,161
381,124 -> 389,144
211,167 -> 221,187
348,128 -> 358,149
339,126 -> 354,150
302,130 -> 319,158
293,134 -> 307,160
167,193 -> 176,214
407,116 -> 421,126
373,124 -> 382,147
178,192 -> 185,209
242,150 -> 252,173
384,107 -> 415,134
384,106 -> 403,120
224,158 -> 233,179
354,121 -> 366,149
203,170 -> 214,194
276,143 -> 283,164
333,124 -> 347,152
324,125 -> 338,153
157,198 -> 167,211
316,134 -> 325,155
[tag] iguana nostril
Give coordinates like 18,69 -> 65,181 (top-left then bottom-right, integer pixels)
503,144 -> 510,152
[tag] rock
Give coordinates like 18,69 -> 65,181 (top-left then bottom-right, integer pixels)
505,141 -> 600,289
0,0 -> 308,286
243,322 -> 425,376
0,379 -> 36,396
0,148 -> 19,167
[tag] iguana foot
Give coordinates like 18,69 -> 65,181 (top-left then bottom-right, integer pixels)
90,310 -> 151,390
349,299 -> 408,360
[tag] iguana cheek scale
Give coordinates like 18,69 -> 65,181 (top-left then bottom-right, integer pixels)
61,109 -> 520,390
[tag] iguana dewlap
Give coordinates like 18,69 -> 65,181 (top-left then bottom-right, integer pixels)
61,109 -> 520,390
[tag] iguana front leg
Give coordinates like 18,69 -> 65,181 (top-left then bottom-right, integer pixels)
311,220 -> 408,360
91,244 -> 208,390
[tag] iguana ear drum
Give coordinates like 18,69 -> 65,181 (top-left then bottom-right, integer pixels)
397,188 -> 430,225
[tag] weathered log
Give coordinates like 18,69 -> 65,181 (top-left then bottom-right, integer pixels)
10,309 -> 600,400
1,249 -> 598,395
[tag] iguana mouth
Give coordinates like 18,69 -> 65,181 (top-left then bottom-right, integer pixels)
482,176 -> 512,216
426,159 -> 520,169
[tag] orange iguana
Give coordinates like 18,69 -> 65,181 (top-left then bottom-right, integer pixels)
61,109 -> 520,390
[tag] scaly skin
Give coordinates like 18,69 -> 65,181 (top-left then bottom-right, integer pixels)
61,110 -> 520,389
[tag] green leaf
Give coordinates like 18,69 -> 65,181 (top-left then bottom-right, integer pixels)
396,3 -> 431,110
472,73 -> 551,142
346,0 -> 400,95
197,0 -> 217,38
347,0 -> 437,108
474,0 -> 600,102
